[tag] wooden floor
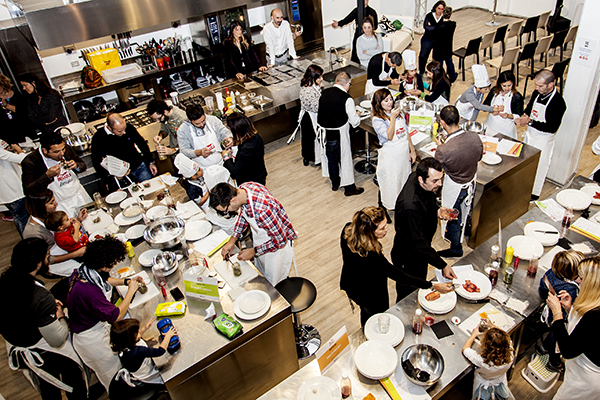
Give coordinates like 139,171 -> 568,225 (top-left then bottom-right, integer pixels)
0,7 -> 595,399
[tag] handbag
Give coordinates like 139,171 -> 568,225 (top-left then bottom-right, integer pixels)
81,66 -> 103,89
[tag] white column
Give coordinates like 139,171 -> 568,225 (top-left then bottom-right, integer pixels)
547,0 -> 600,185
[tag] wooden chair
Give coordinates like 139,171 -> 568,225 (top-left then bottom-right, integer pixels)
537,11 -> 551,37
515,41 -> 538,85
564,25 -> 578,52
548,29 -> 568,61
535,35 -> 554,67
453,36 -> 482,81
493,24 -> 509,57
485,46 -> 520,80
506,20 -> 524,47
520,15 -> 540,46
480,31 -> 496,60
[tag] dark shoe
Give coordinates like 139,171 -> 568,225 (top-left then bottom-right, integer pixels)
344,186 -> 365,197
303,158 -> 309,166
332,184 -> 339,191
531,195 -> 540,201
384,208 -> 392,224
437,248 -> 463,258
546,359 -> 565,373
535,338 -> 549,355
373,176 -> 379,187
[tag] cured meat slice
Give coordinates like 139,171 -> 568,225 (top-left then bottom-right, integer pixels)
425,291 -> 441,301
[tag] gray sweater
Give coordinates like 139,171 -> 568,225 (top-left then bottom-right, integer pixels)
176,115 -> 232,160
456,85 -> 495,121
356,34 -> 384,67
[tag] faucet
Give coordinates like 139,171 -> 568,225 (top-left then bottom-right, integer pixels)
329,47 -> 341,71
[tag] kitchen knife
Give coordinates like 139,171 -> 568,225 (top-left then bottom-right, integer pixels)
534,230 -> 558,234
544,275 -> 556,296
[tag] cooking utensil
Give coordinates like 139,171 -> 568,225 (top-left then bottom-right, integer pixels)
534,230 -> 559,234
143,216 -> 185,249
401,344 -> 445,386
544,275 -> 556,296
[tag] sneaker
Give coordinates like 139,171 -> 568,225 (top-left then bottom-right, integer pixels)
437,248 -> 463,258
344,186 -> 365,197
535,338 -> 549,355
2,215 -> 13,222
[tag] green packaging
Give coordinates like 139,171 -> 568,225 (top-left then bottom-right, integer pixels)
213,313 -> 243,339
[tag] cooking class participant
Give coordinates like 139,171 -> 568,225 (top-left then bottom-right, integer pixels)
0,139 -> 29,236
18,73 -> 68,135
21,132 -> 90,217
222,113 -> 267,185
371,88 -> 416,222
546,256 -> 600,399
364,51 -> 402,96
317,72 -> 364,196
91,112 -> 157,192
0,74 -> 36,143
391,158 -> 458,302
419,1 -> 446,75
67,236 -> 143,392
297,64 -> 324,167
146,99 -> 186,159
398,50 -> 424,96
455,65 -> 500,122
263,8 -> 301,67
331,0 -> 378,64
340,207 -> 453,327
483,71 -> 524,139
45,210 -> 89,254
0,238 -> 87,399
23,190 -> 85,278
435,105 -> 483,258
515,70 -> 567,201
413,61 -> 451,106
211,182 -> 297,286
432,7 -> 458,83
224,20 -> 268,79
356,16 -> 383,68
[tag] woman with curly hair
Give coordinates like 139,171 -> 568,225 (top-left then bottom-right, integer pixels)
340,207 -> 452,326
66,237 -> 143,391
463,321 -> 514,400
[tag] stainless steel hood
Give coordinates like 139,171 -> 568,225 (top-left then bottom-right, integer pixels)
21,0 -> 263,50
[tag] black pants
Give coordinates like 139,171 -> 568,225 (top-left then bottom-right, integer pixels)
419,37 -> 435,74
395,262 -> 428,303
301,113 -> 316,162
326,134 -> 341,188
351,33 -> 360,64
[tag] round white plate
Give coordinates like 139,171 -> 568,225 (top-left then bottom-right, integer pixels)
580,185 -> 600,206
355,340 -> 398,380
147,205 -> 169,220
418,288 -> 457,314
507,235 -> 544,260
524,221 -> 559,246
454,270 -> 492,301
482,153 -> 502,165
233,290 -> 271,320
113,233 -> 127,243
360,100 -> 372,109
139,249 -> 161,267
120,197 -> 138,209
125,224 -> 146,240
185,220 -> 212,241
296,376 -> 340,400
364,313 -> 405,347
114,212 -> 142,226
556,189 -> 591,211
89,229 -> 112,241
105,191 -> 127,204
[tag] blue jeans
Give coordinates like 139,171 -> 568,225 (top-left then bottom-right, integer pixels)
445,189 -> 469,254
5,197 -> 28,237
130,162 -> 153,183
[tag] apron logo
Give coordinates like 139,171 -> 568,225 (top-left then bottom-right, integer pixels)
532,110 -> 538,118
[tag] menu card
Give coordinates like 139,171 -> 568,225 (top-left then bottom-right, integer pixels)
315,326 -> 350,373
497,139 -> 523,157
571,218 -> 600,243
479,135 -> 499,153
535,198 -> 566,222
183,273 -> 219,302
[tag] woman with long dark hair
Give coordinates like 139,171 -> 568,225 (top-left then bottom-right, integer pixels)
297,64 -> 324,166
18,73 -> 67,134
414,61 -> 451,106
419,0 -> 446,74
484,71 -> 523,139
222,113 -> 267,185
356,16 -> 383,67
223,21 -> 268,80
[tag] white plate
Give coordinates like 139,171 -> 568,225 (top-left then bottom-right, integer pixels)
114,212 -> 143,226
139,249 -> 161,267
364,313 -> 405,347
239,291 -> 266,314
233,290 -> 271,320
360,100 -> 372,109
296,376 -> 340,400
114,233 -> 127,243
482,153 -> 502,165
354,340 -> 398,380
507,235 -> 544,260
185,220 -> 212,241
89,229 -> 112,241
146,205 -> 169,220
125,225 -> 146,240
418,288 -> 457,314
524,221 -> 559,246
556,189 -> 591,211
120,197 -> 138,209
454,270 -> 492,301
105,191 -> 127,204
580,185 -> 600,206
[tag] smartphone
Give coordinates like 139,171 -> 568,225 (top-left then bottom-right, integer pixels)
170,287 -> 185,301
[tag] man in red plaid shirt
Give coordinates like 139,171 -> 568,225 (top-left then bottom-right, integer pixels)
210,182 -> 297,285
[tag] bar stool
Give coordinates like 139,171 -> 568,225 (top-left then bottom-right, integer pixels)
276,277 -> 321,359
354,129 -> 377,175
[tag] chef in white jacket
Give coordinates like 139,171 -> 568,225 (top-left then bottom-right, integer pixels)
455,65 -> 501,122
263,9 -> 301,67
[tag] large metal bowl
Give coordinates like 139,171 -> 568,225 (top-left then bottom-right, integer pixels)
143,216 -> 185,249
401,344 -> 445,386
152,251 -> 179,276
462,120 -> 487,134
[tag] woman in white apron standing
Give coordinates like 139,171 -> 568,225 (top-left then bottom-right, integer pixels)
483,71 -> 523,139
547,257 -> 600,400
295,64 -> 324,166
371,88 -> 415,218
364,52 -> 402,96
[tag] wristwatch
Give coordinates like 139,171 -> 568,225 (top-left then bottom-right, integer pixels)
124,278 -> 130,286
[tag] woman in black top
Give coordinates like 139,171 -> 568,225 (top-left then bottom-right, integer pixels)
419,0 -> 446,74
414,61 -> 451,105
0,74 -> 36,143
340,207 -> 452,327
222,113 -> 267,185
432,7 -> 458,83
18,73 -> 68,135
224,21 -> 268,80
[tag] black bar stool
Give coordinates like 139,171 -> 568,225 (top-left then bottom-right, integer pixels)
354,129 -> 377,174
275,277 -> 321,359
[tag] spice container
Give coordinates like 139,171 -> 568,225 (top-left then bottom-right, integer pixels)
413,309 -> 424,334
504,267 -> 514,284
505,246 -> 514,265
527,257 -> 539,277
340,372 -> 351,398
490,245 -> 500,264
125,241 -> 135,258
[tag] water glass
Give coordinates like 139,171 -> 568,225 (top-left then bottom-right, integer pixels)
378,314 -> 391,334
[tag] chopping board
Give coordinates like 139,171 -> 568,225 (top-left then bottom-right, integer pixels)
128,176 -> 166,197
116,271 -> 159,309
82,210 -> 114,233
173,200 -> 204,220
214,254 -> 258,288
458,303 -> 515,336
192,229 -> 230,256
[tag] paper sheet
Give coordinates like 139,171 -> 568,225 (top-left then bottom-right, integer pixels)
497,139 -> 523,157
571,218 -> 600,242
410,129 -> 430,146
459,303 -> 516,336
435,264 -> 473,283
535,198 -> 566,222
380,369 -> 431,400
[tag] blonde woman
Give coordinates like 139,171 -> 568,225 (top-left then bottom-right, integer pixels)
547,256 -> 600,399
224,21 -> 268,80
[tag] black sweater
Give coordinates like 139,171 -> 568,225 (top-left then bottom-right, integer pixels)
25,92 -> 68,135
367,53 -> 399,87
425,79 -> 451,104
223,134 -> 267,185
432,20 -> 456,61
524,89 -> 567,134
338,6 -> 378,38
223,37 -> 262,78
483,90 -> 524,117
0,91 -> 36,143
422,12 -> 441,42
551,307 -> 600,366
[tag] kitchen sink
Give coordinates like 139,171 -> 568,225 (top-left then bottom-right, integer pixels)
322,65 -> 366,83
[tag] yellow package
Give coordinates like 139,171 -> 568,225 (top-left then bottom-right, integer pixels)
155,301 -> 186,317
87,48 -> 121,72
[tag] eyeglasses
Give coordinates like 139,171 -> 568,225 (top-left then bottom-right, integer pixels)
216,203 -> 237,219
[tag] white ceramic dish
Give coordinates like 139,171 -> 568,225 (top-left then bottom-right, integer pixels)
354,340 -> 398,380
89,229 -> 112,241
580,185 -> 600,206
113,233 -> 127,243
418,288 -> 457,314
524,221 -> 559,246
507,235 -> 544,260
138,249 -> 162,267
125,224 -> 146,240
114,212 -> 143,226
482,153 -> 502,165
454,270 -> 492,301
556,189 -> 591,211
364,313 -> 405,347
360,100 -> 372,109
105,191 -> 127,204
296,376 -> 340,400
185,220 -> 212,241
120,197 -> 138,209
233,290 -> 271,320
146,205 -> 169,220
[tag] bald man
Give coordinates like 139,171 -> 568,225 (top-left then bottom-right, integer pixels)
91,112 -> 157,191
515,70 -> 567,200
263,8 -> 301,67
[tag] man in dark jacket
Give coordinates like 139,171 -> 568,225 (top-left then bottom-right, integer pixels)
332,0 -> 378,64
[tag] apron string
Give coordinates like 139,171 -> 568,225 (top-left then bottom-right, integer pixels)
9,346 -> 74,392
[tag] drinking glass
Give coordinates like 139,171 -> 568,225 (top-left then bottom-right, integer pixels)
378,314 -> 391,334
424,312 -> 435,327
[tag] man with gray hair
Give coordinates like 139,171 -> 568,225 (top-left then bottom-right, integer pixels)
317,72 -> 364,196
516,70 -> 566,200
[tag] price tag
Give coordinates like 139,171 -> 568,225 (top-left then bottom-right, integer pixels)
315,326 -> 350,373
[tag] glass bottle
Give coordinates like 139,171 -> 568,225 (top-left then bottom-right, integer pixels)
489,261 -> 499,286
340,372 -> 351,398
152,264 -> 168,299
490,244 -> 500,265
413,309 -> 424,334
561,208 -> 574,237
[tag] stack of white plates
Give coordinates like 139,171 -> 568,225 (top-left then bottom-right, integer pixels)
454,270 -> 492,301
556,189 -> 591,210
233,290 -> 271,320
185,220 -> 212,241
114,212 -> 142,226
364,313 -> 405,347
354,340 -> 398,380
418,289 -> 457,314
524,221 -> 560,246
507,235 -> 544,260
296,376 -> 340,400
105,191 -> 127,204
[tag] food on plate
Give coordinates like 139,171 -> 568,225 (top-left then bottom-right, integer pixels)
594,191 -> 600,199
94,234 -> 104,240
143,182 -> 151,188
232,261 -> 242,277
131,184 -> 140,192
463,280 -> 481,293
123,205 -> 142,217
92,216 -> 101,223
425,291 -> 441,301
363,394 -> 375,400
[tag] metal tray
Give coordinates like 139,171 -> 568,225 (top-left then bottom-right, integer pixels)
251,95 -> 273,110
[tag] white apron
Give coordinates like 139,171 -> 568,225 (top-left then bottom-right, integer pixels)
364,55 -> 391,96
203,164 -> 232,193
30,216 -> 81,277
440,130 -> 477,243
432,94 -> 449,107
554,310 -> 600,400
455,87 -> 477,121
289,109 -> 323,166
485,92 -> 518,139
318,123 -> 355,187
376,117 -> 411,209
191,121 -> 223,169
40,148 -> 92,217
114,340 -> 163,387
242,195 -> 296,286
523,90 -> 557,196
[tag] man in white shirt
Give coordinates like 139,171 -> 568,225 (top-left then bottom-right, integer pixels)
263,8 -> 301,67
